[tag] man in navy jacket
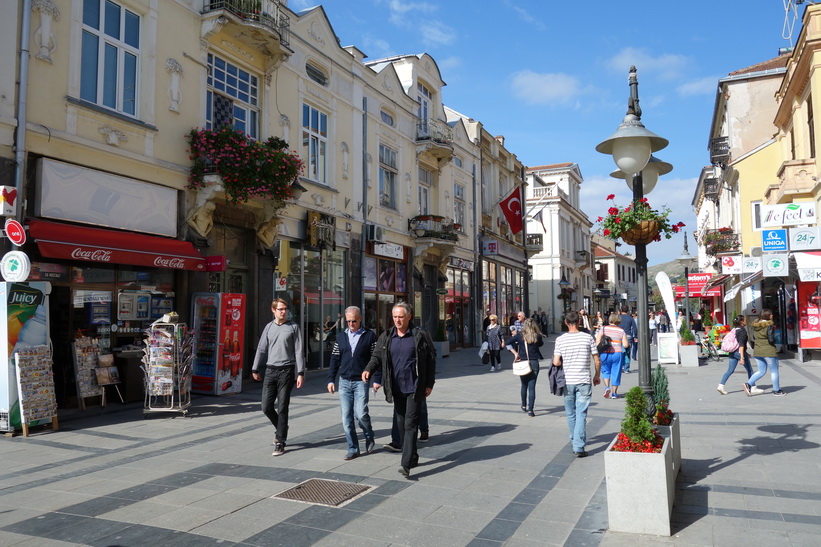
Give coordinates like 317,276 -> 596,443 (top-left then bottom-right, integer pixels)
327,306 -> 380,460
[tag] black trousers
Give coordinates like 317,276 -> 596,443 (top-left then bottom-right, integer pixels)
261,366 -> 296,443
392,390 -> 422,469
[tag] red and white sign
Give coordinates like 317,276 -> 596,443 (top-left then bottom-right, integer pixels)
275,277 -> 287,291
4,218 -> 25,246
673,273 -> 723,298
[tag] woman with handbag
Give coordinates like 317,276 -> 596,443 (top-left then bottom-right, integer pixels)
743,309 -> 785,396
486,314 -> 505,372
506,319 -> 544,417
717,315 -> 753,395
595,312 -> 629,399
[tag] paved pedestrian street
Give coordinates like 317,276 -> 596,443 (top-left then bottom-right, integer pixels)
1,334 -> 820,546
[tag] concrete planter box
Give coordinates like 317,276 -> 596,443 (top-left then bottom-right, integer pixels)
656,413 -> 681,492
605,435 -> 674,536
434,341 -> 449,358
678,343 -> 700,367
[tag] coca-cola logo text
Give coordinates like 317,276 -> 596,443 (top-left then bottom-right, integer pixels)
71,248 -> 112,262
153,256 -> 186,269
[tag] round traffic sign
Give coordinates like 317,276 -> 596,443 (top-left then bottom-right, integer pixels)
4,219 -> 26,246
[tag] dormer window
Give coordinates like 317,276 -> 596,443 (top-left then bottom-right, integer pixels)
306,62 -> 328,86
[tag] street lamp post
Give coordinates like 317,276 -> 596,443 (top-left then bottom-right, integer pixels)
596,66 -> 670,407
677,231 -> 696,333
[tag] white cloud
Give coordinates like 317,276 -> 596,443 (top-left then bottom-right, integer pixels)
362,36 -> 394,59
288,0 -> 317,12
677,76 -> 718,97
502,0 -> 547,31
377,0 -> 438,25
607,47 -> 691,82
437,56 -> 461,72
510,70 -> 584,106
421,21 -> 456,46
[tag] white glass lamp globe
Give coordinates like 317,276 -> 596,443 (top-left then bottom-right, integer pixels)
611,137 -> 651,176
626,170 -> 658,194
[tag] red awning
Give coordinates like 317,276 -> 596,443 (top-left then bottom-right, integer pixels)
28,219 -> 205,271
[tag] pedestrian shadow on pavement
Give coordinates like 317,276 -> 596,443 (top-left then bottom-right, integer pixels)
672,423 -> 819,531
411,441 -> 532,479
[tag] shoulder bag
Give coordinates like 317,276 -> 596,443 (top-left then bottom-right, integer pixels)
596,329 -> 612,354
513,340 -> 533,376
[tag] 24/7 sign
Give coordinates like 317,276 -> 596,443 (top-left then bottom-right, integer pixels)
790,226 -> 821,251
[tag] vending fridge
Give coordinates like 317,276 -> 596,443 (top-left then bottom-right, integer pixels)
191,292 -> 246,395
0,282 -> 52,429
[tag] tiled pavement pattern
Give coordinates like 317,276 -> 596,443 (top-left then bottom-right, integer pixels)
1,335 -> 821,545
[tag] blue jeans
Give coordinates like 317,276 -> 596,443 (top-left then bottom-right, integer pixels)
338,378 -> 374,455
564,383 -> 592,453
720,351 -> 753,384
520,359 -> 540,411
749,356 -> 780,391
622,351 -> 631,372
391,399 -> 428,444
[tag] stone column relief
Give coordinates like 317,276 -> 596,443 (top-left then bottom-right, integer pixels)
165,59 -> 184,112
32,0 -> 60,63
341,142 -> 349,179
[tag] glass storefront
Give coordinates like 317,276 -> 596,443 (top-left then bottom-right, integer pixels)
272,240 -> 347,370
363,253 -> 408,335
446,266 -> 472,348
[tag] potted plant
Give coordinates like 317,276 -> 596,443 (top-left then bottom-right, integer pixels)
678,319 -> 699,367
434,320 -> 449,358
596,194 -> 685,245
187,126 -> 304,207
604,386 -> 674,536
652,364 -> 681,481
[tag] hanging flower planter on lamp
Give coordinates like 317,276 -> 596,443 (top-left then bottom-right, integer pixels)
596,194 -> 684,245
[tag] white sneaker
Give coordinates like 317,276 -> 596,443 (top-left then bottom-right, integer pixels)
717,384 -> 727,395
489,366 -> 495,372
750,386 -> 765,395
495,365 -> 501,371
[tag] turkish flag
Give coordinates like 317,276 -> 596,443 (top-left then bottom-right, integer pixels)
500,187 -> 523,234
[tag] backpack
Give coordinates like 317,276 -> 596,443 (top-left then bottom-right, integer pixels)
596,334 -> 612,354
720,327 -> 740,352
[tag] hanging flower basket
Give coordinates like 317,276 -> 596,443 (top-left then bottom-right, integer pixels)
621,220 -> 660,245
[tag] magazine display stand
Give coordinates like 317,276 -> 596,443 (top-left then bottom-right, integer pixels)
13,345 -> 59,436
141,322 -> 192,416
72,337 -> 103,410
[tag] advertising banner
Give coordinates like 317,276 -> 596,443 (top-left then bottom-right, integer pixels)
797,280 -> 821,349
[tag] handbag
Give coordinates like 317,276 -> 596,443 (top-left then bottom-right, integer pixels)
513,340 -> 533,376
766,325 -> 776,345
482,352 -> 491,365
596,333 -> 612,354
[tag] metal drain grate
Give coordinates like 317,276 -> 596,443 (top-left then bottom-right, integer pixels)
273,478 -> 371,507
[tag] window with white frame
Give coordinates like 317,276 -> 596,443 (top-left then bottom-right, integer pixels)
379,144 -> 397,209
499,173 -> 508,198
481,163 -> 489,214
417,82 -> 432,136
453,156 -> 463,169
80,0 -> 140,116
303,103 -> 328,184
454,183 -> 465,228
418,167 -> 432,214
380,110 -> 394,126
207,54 -> 259,139
751,201 -> 762,231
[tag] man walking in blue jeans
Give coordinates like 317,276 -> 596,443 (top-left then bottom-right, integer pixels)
553,311 -> 601,458
619,306 -> 636,373
327,306 -> 380,461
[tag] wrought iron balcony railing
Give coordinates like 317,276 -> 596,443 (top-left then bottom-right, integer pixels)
709,136 -> 730,165
408,215 -> 460,241
416,118 -> 453,144
203,0 -> 290,46
526,234 -> 543,253
703,228 -> 740,256
703,177 -> 719,201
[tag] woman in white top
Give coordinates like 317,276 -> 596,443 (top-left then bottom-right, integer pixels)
648,311 -> 658,346
595,312 -> 630,399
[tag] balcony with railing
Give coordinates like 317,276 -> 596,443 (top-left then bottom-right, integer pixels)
416,119 -> 454,167
702,228 -> 741,256
525,234 -> 543,256
709,136 -> 730,166
408,215 -> 461,242
703,177 -> 719,202
202,1 -> 291,63
768,158 -> 819,203
531,185 -> 569,201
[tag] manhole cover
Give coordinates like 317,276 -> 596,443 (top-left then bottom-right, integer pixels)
273,478 -> 371,507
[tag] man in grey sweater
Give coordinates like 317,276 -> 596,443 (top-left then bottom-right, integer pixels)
252,298 -> 305,456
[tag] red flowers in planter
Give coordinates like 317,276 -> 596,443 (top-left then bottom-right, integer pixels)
611,431 -> 664,453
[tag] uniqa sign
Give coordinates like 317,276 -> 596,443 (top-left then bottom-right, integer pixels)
762,202 -> 817,227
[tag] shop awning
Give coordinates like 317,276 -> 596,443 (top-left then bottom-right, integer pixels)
724,271 -> 763,302
28,219 -> 205,271
704,274 -> 731,291
302,290 -> 343,305
794,251 -> 821,281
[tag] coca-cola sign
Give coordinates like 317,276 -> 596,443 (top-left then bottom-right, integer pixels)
71,248 -> 113,262
153,256 -> 186,269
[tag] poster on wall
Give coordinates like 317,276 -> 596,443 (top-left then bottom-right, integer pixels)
797,280 -> 821,349
379,260 -> 395,291
363,257 -> 377,290
396,264 -> 407,293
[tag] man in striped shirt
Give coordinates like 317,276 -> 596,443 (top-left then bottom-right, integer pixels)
552,311 -> 601,458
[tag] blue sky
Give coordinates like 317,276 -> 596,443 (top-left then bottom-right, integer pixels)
290,0 -> 801,266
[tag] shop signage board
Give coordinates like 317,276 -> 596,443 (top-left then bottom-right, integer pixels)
790,226 -> 821,250
0,251 -> 31,282
797,280 -> 821,349
4,219 -> 26,246
742,256 -> 762,273
275,277 -> 287,291
762,229 -> 788,252
762,254 -> 789,277
374,242 -> 403,259
721,255 -> 743,274
482,240 -> 499,255
793,251 -> 821,281
762,202 -> 816,227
